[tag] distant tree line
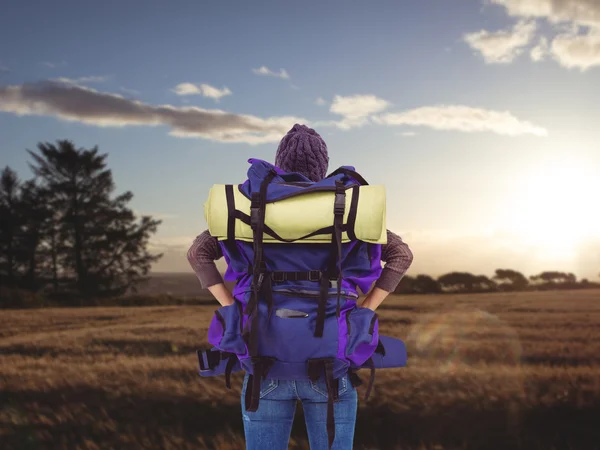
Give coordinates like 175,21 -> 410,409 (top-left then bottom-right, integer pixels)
393,269 -> 600,295
0,140 -> 163,305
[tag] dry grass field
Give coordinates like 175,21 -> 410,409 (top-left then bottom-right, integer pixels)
1,287 -> 600,450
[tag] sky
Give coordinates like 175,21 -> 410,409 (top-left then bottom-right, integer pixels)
1,0 -> 600,280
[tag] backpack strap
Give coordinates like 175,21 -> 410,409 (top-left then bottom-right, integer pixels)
347,341 -> 385,400
363,357 -> 376,401
244,356 -> 276,412
331,181 -> 346,319
197,349 -> 238,389
244,169 -> 277,357
307,358 -> 339,450
197,349 -> 221,372
325,167 -> 369,186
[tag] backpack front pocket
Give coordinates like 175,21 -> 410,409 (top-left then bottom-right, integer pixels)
207,300 -> 248,357
345,306 -> 379,367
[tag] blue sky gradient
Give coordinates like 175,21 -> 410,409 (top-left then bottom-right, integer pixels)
2,0 -> 599,279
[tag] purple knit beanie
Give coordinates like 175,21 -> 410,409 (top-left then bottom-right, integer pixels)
274,124 -> 329,182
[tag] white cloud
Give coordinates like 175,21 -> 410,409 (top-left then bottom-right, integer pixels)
0,81 -> 548,142
171,83 -> 232,101
325,94 -> 391,129
398,131 -> 418,137
0,81 -> 306,145
315,97 -> 327,106
374,105 -> 548,136
487,0 -> 600,70
252,66 -> 290,79
550,29 -> 600,70
330,94 -> 390,119
463,19 -> 538,63
530,36 -> 550,60
490,0 -> 600,28
54,75 -> 109,85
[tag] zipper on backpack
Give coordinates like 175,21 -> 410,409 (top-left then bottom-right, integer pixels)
274,288 -> 358,299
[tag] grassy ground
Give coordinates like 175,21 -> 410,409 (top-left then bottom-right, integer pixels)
1,289 -> 600,449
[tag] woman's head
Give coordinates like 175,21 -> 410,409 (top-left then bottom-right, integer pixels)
275,124 -> 329,182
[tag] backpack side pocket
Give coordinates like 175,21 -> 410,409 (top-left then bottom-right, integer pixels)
345,306 -> 379,367
207,300 -> 248,357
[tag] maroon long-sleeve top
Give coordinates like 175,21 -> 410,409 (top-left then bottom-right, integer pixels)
187,229 -> 413,293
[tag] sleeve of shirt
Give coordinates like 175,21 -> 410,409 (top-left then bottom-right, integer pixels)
186,230 -> 225,289
373,229 -> 414,293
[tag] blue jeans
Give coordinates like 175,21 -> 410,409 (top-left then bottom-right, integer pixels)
241,371 -> 358,450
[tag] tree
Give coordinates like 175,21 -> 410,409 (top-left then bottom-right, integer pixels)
493,269 -> 529,291
15,180 -> 54,290
437,272 -> 496,293
26,140 -> 163,297
474,275 -> 497,292
0,167 -> 22,287
413,275 -> 442,293
437,272 -> 479,292
530,271 -> 577,284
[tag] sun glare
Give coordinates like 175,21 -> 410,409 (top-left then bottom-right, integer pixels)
506,161 -> 600,260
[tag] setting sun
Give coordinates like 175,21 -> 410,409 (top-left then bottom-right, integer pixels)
506,160 -> 600,259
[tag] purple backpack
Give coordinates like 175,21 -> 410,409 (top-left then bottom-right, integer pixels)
196,159 -> 407,448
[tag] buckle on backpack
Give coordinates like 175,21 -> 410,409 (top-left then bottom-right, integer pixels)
197,349 -> 220,372
255,272 -> 265,289
334,192 -> 345,216
250,193 -> 260,228
308,271 -> 322,282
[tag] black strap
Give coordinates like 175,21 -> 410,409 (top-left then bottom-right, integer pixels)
223,185 -> 239,257
271,270 -> 323,282
224,353 -> 237,389
246,170 -> 277,358
233,210 -> 347,243
314,274 -> 329,337
263,271 -> 274,323
236,300 -> 244,333
307,358 -> 338,450
375,338 -> 386,356
196,349 -> 221,371
225,185 -> 236,241
368,313 -> 378,335
331,181 -> 345,318
326,167 -> 369,186
347,186 -> 359,241
244,356 -> 276,412
348,369 -> 363,388
364,357 -> 376,401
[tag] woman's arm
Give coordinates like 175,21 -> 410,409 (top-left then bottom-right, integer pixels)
361,230 -> 413,311
187,231 -> 234,307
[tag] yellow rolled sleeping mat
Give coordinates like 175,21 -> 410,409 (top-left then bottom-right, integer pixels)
204,184 -> 387,244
